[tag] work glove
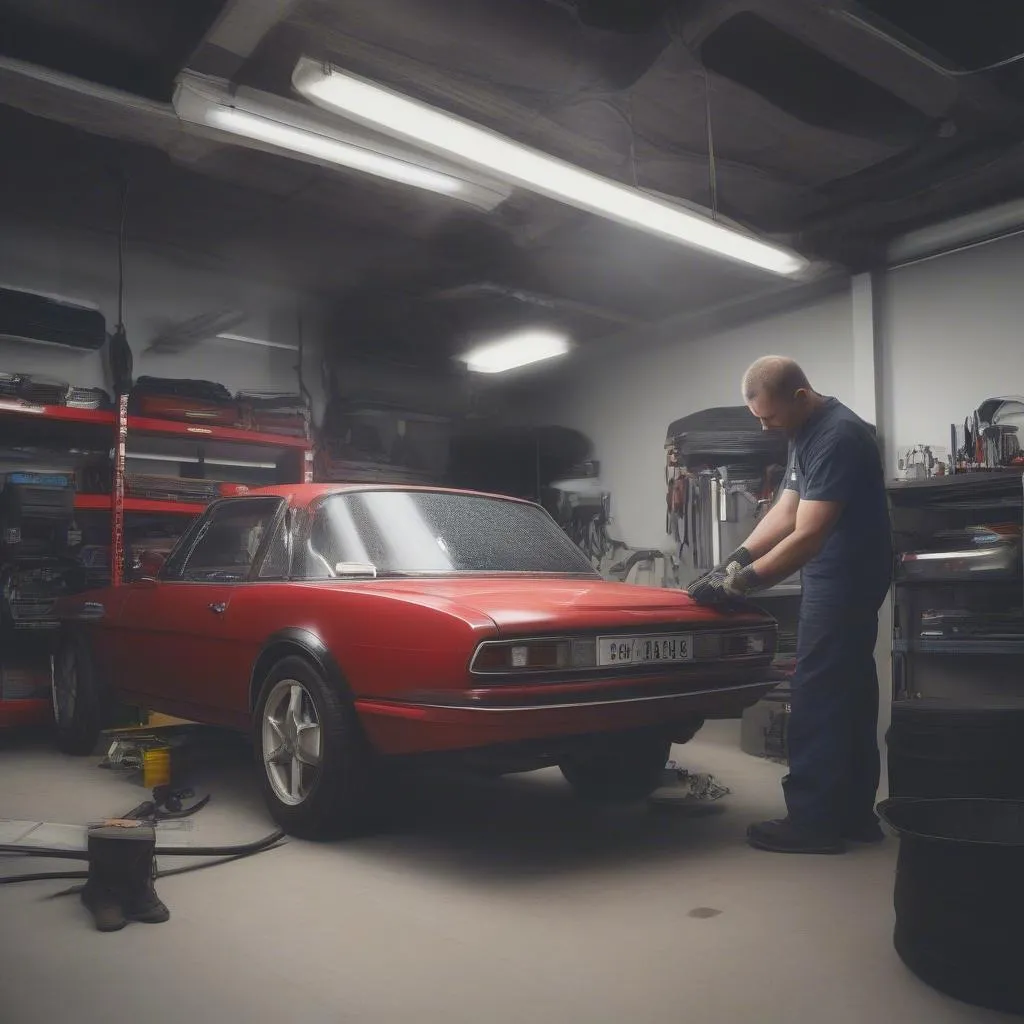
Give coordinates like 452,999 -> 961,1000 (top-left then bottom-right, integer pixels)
720,560 -> 761,598
687,556 -> 761,605
684,546 -> 753,599
686,566 -> 728,604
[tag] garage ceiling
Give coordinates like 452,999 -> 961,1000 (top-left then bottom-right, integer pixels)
1,0 -> 1023,366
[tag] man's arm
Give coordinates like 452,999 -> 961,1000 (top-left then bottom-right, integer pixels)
739,488 -> 799,560
748,498 -> 841,586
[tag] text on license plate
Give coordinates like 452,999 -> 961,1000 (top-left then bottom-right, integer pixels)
598,634 -> 693,666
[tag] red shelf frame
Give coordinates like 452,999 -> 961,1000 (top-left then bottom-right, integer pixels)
75,494 -> 208,516
126,414 -> 310,449
0,402 -> 310,450
0,401 -> 113,426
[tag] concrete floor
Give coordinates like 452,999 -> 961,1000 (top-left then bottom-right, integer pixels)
0,721 -> 1014,1024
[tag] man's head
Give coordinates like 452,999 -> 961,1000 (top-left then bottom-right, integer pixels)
741,356 -> 819,436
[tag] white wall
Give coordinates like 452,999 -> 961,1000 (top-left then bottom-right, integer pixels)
0,222 -> 326,421
523,288 -> 857,549
880,233 -> 1024,474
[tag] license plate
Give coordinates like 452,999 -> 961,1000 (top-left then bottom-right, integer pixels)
598,634 -> 693,667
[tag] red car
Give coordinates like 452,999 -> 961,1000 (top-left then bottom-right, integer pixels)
53,485 -> 780,838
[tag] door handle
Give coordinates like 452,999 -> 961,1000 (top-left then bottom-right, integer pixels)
208,602 -> 227,615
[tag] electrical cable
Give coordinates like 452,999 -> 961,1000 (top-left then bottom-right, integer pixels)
117,177 -> 127,333
107,174 -> 134,395
1,841 -> 288,891
702,66 -> 718,221
0,829 -> 286,862
295,309 -> 313,421
0,832 -> 287,888
625,93 -> 638,188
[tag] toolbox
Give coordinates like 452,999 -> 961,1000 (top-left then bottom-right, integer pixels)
741,680 -> 793,763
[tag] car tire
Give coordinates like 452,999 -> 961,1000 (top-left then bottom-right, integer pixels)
672,717 -> 705,745
559,730 -> 672,803
253,655 -> 377,840
52,630 -> 105,756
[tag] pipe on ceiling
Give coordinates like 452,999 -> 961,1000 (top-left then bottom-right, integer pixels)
887,198 -> 1024,268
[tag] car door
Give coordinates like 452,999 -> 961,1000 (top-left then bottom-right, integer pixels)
114,496 -> 286,718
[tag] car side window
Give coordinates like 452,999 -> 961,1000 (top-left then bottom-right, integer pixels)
257,512 -> 291,579
164,498 -> 283,583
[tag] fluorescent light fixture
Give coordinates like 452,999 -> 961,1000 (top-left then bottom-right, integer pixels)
216,332 -> 299,352
293,58 -> 808,277
174,73 -> 509,211
207,107 -> 465,195
462,329 -> 571,374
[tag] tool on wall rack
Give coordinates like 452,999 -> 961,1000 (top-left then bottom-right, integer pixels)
950,397 -> 1024,474
664,406 -> 789,585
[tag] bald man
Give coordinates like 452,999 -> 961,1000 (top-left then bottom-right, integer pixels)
688,357 -> 892,854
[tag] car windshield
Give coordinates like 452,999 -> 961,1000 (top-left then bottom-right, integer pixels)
304,490 -> 598,578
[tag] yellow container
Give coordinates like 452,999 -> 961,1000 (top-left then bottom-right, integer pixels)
142,746 -> 172,789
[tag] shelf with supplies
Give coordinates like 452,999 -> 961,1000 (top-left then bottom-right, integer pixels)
0,385 -> 313,731
887,471 -> 1024,709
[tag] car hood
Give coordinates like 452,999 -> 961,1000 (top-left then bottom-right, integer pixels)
346,576 -> 773,634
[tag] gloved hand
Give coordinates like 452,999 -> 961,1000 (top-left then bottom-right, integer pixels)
684,547 -> 753,600
720,560 -> 761,598
686,566 -> 728,604
724,546 -> 753,570
687,558 -> 762,605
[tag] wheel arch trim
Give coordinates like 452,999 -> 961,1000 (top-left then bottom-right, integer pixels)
249,628 -> 351,711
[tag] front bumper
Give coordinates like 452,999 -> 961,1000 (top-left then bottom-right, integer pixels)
355,665 -> 784,755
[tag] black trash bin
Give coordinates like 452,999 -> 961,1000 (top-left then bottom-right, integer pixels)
877,798 -> 1024,1015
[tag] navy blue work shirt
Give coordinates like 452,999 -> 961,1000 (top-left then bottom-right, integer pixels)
785,397 -> 892,605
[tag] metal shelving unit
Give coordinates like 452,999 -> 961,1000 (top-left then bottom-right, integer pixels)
888,472 -> 1024,707
0,395 -> 313,729
894,637 -> 1024,656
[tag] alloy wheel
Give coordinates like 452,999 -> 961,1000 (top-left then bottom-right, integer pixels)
261,678 -> 323,806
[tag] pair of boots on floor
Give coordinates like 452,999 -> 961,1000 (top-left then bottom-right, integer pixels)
81,824 -> 170,932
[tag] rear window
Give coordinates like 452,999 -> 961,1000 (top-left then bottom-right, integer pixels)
303,490 -> 598,578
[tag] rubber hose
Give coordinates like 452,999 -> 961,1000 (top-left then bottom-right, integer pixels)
0,840 -> 287,888
0,830 -> 285,861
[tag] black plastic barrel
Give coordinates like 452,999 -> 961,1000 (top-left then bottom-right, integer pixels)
886,704 -> 1024,800
877,798 -> 1024,1015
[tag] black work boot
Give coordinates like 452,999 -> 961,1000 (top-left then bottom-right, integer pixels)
82,823 -> 170,929
747,817 -> 846,855
81,825 -> 132,932
119,827 -> 170,924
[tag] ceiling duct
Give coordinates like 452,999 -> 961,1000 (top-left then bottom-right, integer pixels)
556,0 -> 677,34
887,198 -> 1024,267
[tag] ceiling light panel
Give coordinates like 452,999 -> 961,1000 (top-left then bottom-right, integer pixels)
462,330 -> 571,374
293,58 -> 809,277
173,73 -> 510,211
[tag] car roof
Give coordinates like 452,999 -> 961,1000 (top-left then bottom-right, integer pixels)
244,483 -> 537,510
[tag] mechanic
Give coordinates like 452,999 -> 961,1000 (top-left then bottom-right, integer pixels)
688,356 -> 893,854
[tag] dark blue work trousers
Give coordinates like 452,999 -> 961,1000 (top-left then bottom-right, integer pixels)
782,586 -> 886,835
